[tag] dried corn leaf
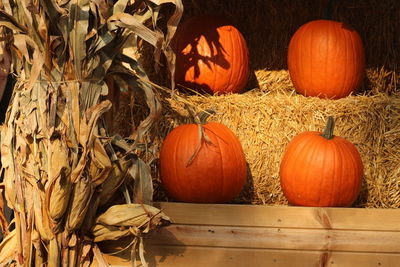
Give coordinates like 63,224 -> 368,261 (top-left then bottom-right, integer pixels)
66,176 -> 95,232
69,0 -> 90,79
70,100 -> 111,184
95,204 -> 170,228
98,154 -> 132,207
47,169 -> 72,231
46,138 -> 72,222
90,138 -> 112,186
92,244 -> 109,267
133,158 -> 153,205
0,186 -> 8,235
48,237 -> 60,267
33,186 -> 54,241
91,224 -> 131,243
0,229 -> 16,263
0,0 -> 183,265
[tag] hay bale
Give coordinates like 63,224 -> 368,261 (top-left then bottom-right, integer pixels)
147,91 -> 400,208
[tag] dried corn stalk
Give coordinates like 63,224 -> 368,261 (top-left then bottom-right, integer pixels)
0,0 -> 182,266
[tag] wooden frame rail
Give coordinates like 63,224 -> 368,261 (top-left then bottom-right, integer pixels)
104,202 -> 400,267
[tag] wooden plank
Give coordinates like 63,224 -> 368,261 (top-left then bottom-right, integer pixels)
145,224 -> 400,253
155,202 -> 400,230
105,246 -> 400,267
103,203 -> 400,266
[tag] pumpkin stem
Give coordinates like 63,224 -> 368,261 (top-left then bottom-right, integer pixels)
183,103 -> 215,124
185,109 -> 217,167
321,116 -> 335,140
197,109 -> 216,124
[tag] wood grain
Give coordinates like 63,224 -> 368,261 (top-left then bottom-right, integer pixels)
105,246 -> 400,267
102,202 -> 400,267
146,225 -> 400,253
154,202 -> 400,230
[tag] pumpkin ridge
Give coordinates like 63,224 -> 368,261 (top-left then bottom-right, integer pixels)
304,134 -> 325,205
189,124 -> 205,199
280,132 -> 313,202
175,126 -> 187,200
226,25 -> 235,93
287,133 -> 315,204
338,138 -> 354,205
238,32 -> 247,92
352,141 -> 363,202
212,127 -> 226,202
323,21 -> 330,97
348,30 -> 358,93
341,138 -> 362,205
317,139 -> 330,206
308,23 -> 315,96
306,22 -> 314,96
341,26 -> 349,98
176,125 -> 191,200
207,123 -> 233,201
339,140 -> 353,205
330,139 -> 340,206
233,27 -> 246,93
297,24 -> 306,95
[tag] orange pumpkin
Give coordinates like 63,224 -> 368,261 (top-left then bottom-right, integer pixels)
279,117 -> 363,207
160,121 -> 246,203
172,16 -> 249,94
288,20 -> 365,99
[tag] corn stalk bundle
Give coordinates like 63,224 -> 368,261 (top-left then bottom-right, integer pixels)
0,0 -> 182,266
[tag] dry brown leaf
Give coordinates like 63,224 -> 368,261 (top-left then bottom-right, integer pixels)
95,204 -> 170,228
66,177 -> 95,232
91,224 -> 131,243
98,155 -> 133,207
0,0 -> 182,265
47,138 -> 72,223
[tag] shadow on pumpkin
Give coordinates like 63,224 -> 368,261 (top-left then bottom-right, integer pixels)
172,16 -> 231,79
172,16 -> 256,95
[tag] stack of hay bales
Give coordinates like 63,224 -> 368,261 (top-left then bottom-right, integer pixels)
117,0 -> 400,208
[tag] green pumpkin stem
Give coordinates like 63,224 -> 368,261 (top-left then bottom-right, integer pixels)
186,109 -> 217,167
197,109 -> 216,124
321,116 -> 335,140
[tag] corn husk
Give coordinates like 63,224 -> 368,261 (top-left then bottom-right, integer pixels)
0,0 -> 182,265
92,204 -> 171,242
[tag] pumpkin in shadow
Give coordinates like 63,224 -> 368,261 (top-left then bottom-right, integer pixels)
172,15 -> 249,95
